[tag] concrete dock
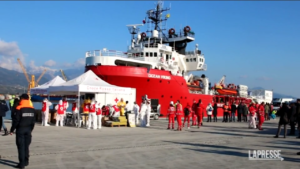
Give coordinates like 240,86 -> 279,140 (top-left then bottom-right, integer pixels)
0,119 -> 299,169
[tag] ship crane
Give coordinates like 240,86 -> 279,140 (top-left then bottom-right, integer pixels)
60,69 -> 68,81
35,68 -> 47,87
17,58 -> 33,95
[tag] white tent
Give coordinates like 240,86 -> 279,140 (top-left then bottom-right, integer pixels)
48,70 -> 132,95
30,76 -> 66,95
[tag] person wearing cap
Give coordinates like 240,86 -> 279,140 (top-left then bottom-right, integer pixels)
133,101 -> 140,125
167,101 -> 176,129
41,98 -> 52,127
257,102 -> 265,130
10,94 -> 35,169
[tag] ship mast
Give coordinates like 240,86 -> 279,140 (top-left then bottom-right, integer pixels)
145,0 -> 170,39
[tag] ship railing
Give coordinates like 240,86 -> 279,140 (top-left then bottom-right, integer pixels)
200,64 -> 207,71
85,50 -> 127,57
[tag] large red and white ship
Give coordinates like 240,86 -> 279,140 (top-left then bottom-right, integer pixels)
85,1 -> 251,116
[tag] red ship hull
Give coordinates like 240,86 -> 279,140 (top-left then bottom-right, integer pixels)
85,65 -> 215,117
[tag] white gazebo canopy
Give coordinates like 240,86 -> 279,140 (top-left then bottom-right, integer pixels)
47,70 -> 132,95
30,76 -> 66,95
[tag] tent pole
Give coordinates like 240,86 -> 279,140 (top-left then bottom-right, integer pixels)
77,91 -> 80,128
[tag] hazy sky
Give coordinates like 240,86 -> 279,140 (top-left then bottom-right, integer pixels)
0,1 -> 299,96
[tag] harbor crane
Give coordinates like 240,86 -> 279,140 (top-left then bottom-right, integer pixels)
60,69 -> 68,81
17,58 -> 47,94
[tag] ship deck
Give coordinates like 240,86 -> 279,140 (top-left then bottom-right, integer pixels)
0,119 -> 299,169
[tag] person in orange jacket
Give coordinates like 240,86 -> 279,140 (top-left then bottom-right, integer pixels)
257,102 -> 265,130
196,99 -> 205,128
175,100 -> 183,131
167,101 -> 176,130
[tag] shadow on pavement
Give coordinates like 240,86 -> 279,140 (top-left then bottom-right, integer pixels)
0,159 -> 18,168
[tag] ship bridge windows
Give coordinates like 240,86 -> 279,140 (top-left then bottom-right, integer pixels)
150,52 -> 153,57
115,60 -> 152,69
146,52 -> 149,57
154,52 -> 157,57
186,59 -> 189,62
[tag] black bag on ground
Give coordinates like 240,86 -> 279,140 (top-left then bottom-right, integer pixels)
184,108 -> 190,116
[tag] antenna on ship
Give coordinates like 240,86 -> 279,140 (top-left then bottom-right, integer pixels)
145,0 -> 170,40
126,24 -> 144,49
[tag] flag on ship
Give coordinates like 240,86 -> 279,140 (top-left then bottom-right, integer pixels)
143,17 -> 146,24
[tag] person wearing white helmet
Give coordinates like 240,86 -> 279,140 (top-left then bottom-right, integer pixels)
139,99 -> 147,127
41,98 -> 52,126
167,101 -> 176,129
55,100 -> 65,127
87,98 -> 97,130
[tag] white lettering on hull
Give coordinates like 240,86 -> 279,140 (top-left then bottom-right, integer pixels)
148,74 -> 171,80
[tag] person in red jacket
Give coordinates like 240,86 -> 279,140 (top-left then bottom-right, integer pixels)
176,100 -> 183,131
192,100 -> 197,126
183,103 -> 192,129
196,99 -> 205,128
257,102 -> 265,130
55,100 -> 65,127
248,103 -> 257,129
167,101 -> 176,130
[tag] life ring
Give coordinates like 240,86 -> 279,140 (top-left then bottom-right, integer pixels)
141,32 -> 147,38
184,26 -> 191,33
168,28 -> 175,35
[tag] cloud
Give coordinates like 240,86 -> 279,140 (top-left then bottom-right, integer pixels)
239,75 -> 248,79
0,39 -> 57,76
256,76 -> 271,81
44,60 -> 56,67
62,58 -> 85,69
0,40 -> 24,72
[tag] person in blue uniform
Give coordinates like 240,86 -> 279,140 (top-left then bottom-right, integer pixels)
10,94 -> 35,169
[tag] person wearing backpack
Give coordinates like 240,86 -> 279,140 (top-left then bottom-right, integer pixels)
206,103 -> 213,122
183,103 -> 192,129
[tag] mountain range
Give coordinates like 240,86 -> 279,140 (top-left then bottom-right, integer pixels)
0,67 -> 84,94
0,66 -> 297,98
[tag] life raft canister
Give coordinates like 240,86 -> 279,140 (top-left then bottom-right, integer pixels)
168,28 -> 175,35
184,26 -> 191,33
141,32 -> 147,38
